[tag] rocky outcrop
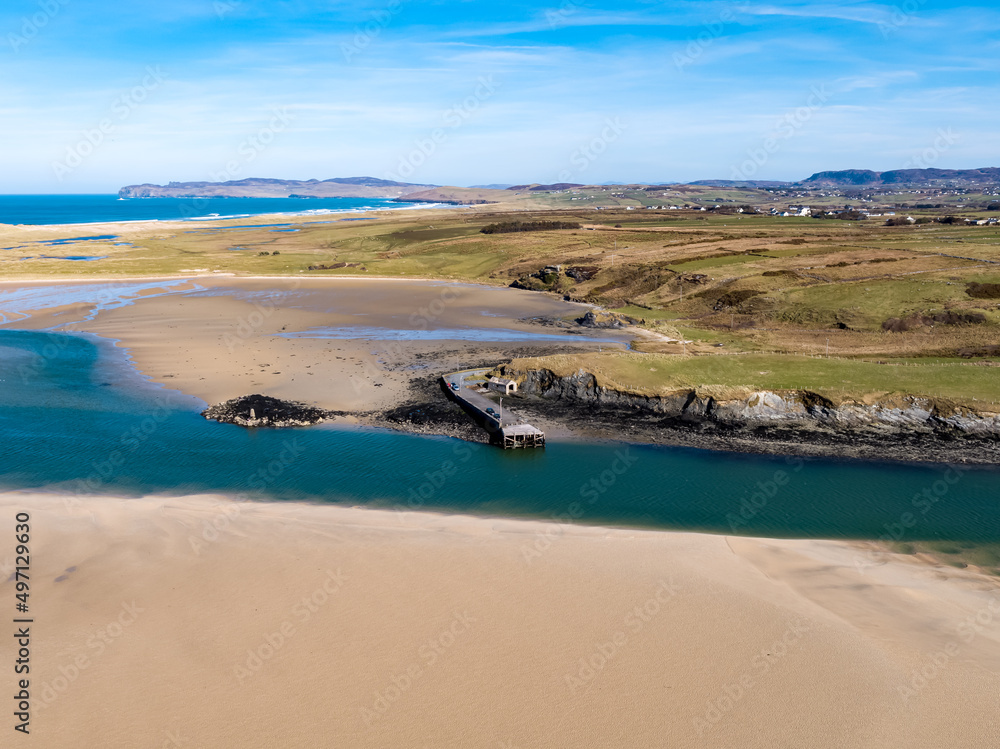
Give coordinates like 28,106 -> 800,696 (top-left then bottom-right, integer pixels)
500,367 -> 1000,437
202,394 -> 328,427
882,311 -> 986,332
576,311 -> 639,329
565,266 -> 599,282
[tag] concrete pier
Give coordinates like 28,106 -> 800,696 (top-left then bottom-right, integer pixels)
442,370 -> 545,448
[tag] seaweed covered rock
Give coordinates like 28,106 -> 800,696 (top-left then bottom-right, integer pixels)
202,394 -> 328,427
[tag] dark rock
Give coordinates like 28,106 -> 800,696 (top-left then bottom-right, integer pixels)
576,311 -> 639,328
883,311 -> 986,332
712,289 -> 764,311
678,273 -> 710,284
202,394 -> 328,427
957,345 -> 1000,359
509,276 -> 550,291
566,265 -> 599,282
499,368 -> 1000,464
967,282 -> 1000,300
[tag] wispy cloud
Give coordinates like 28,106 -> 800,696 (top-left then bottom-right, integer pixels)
740,2 -> 928,26
454,15 -> 691,37
835,70 -> 921,92
1,0 -> 998,191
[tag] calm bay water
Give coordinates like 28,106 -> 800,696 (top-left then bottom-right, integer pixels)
0,194 -> 405,225
0,329 -> 997,541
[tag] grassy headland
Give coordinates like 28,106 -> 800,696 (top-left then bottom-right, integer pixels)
3,188 -> 999,408
497,351 -> 1000,411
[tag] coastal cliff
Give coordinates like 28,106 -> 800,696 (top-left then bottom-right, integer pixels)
492,365 -> 1000,462
500,366 -> 1000,435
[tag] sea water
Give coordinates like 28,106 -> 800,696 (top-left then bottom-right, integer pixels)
0,195 -> 409,226
0,329 -> 997,542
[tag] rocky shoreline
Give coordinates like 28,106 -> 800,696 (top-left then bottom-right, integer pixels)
502,367 -> 1000,435
361,370 -> 1000,466
202,394 -> 334,427
201,375 -> 1000,466
499,367 -> 1000,464
513,397 -> 1000,465
371,390 -> 1000,465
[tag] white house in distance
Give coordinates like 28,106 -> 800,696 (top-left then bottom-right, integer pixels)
488,377 -> 518,396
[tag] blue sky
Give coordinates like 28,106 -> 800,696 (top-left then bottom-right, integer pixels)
1,0 -> 997,192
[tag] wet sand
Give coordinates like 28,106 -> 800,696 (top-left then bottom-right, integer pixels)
0,276 -> 626,412
3,278 -> 1000,746
5,491 -> 999,748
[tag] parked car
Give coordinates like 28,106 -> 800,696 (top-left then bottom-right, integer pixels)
450,382 -> 459,390
486,407 -> 496,416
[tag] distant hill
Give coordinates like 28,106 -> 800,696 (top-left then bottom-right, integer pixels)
506,183 -> 585,192
393,186 -> 513,205
118,177 -> 437,199
689,179 -> 793,188
801,169 -> 882,186
119,169 -> 1000,203
801,168 -> 1000,186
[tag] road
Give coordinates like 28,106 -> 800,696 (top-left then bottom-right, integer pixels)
442,369 -> 519,429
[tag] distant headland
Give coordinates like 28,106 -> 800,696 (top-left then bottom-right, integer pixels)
119,168 -> 1000,200
117,176 -> 436,199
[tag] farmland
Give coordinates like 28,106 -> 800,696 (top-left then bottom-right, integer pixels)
3,190 -> 999,406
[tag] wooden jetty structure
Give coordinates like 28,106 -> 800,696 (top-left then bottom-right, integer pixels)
442,369 -> 545,449
496,423 -> 546,449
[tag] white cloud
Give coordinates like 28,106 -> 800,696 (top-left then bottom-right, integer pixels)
740,2 -> 922,27
834,70 -> 920,92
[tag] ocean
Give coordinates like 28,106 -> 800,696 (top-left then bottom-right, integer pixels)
0,194 -> 407,226
1,329 -> 997,542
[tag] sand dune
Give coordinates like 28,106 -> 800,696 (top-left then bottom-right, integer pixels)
5,491 -> 998,748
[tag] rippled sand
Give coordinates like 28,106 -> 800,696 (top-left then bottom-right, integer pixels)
5,491 -> 999,748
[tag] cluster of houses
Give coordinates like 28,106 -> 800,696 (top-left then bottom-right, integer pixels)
641,205 -> 698,210
768,205 -> 1000,224
768,205 -> 897,219
567,195 -> 1000,223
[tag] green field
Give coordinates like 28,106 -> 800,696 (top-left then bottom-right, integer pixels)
504,351 -> 1000,408
3,193 -> 999,409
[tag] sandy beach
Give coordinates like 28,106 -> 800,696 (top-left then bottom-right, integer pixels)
6,0 -> 1000,744
3,276 -> 1000,746
4,490 -> 998,748
0,276 -> 623,415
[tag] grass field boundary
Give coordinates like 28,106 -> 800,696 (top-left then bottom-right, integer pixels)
514,350 -> 1000,408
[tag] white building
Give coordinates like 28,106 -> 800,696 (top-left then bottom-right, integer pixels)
488,377 -> 518,396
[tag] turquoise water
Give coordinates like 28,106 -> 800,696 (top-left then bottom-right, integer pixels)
0,330 -> 997,541
0,195 -> 406,225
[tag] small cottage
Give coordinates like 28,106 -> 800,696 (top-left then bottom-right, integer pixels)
488,377 -> 518,396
